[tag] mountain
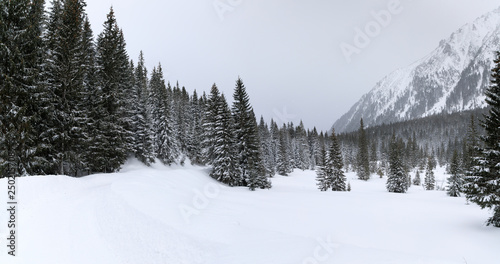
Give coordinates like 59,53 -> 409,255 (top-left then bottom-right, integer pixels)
333,6 -> 500,133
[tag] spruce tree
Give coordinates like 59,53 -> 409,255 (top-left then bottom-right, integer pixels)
328,129 -> 346,191
91,7 -> 130,172
0,0 -> 45,176
150,65 -> 179,165
357,118 -> 370,180
258,116 -> 276,177
413,170 -> 421,186
231,77 -> 271,190
201,84 -> 221,165
386,135 -> 408,193
210,94 -> 240,186
447,150 -> 463,197
424,156 -> 436,191
131,52 -> 155,165
187,90 -> 204,165
277,125 -> 290,176
44,0 -> 88,175
316,143 -> 329,191
465,50 -> 500,227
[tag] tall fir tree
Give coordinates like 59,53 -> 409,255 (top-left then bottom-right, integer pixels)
328,129 -> 346,191
201,84 -> 221,165
447,150 -> 463,197
150,65 -> 179,165
277,125 -> 290,176
357,118 -> 370,180
386,135 -> 408,193
0,0 -> 45,176
465,50 -> 500,227
231,77 -> 271,190
424,156 -> 436,191
210,94 -> 240,186
413,170 -> 421,186
187,90 -> 204,165
90,7 -> 130,172
131,52 -> 155,165
259,116 -> 276,177
44,0 -> 88,175
316,143 -> 329,191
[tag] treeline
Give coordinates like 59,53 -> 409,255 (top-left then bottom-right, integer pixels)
0,0 -> 331,191
337,108 -> 488,176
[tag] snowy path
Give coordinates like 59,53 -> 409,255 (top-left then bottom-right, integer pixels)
1,160 -> 499,263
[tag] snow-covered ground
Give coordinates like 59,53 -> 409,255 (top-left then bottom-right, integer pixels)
1,160 -> 499,264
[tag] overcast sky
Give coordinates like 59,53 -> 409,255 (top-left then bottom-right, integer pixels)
81,0 -> 500,132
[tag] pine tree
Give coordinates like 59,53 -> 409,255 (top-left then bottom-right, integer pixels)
316,143 -> 328,191
447,150 -> 463,197
424,156 -> 435,191
329,130 -> 346,191
465,50 -> 500,227
150,65 -> 179,165
90,7 -> 130,172
277,125 -> 290,176
231,77 -> 271,190
187,90 -> 204,165
413,170 -> 421,186
386,135 -> 408,193
210,94 -> 240,186
0,0 -> 45,176
131,52 -> 155,165
44,0 -> 89,175
357,118 -> 370,180
201,84 -> 221,165
258,116 -> 276,177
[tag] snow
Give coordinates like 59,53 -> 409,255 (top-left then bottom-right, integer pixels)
334,6 -> 500,132
1,160 -> 499,264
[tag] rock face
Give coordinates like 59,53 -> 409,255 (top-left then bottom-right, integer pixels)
333,6 -> 500,133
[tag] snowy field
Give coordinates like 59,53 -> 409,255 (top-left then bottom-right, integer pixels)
1,160 -> 499,264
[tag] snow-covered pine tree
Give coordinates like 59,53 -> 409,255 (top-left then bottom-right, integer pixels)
91,7 -> 130,172
210,94 -> 240,186
465,50 -> 500,227
0,0 -> 45,176
201,84 -> 221,165
316,143 -> 329,191
150,64 -> 179,165
131,52 -> 155,165
308,127 -> 320,169
79,16 -> 98,175
357,118 -> 370,180
386,135 -> 408,193
44,0 -> 91,175
296,121 -> 312,170
258,117 -> 276,177
328,129 -> 346,191
270,119 -> 281,173
413,170 -> 421,186
231,78 -> 271,190
187,90 -> 204,165
447,150 -> 463,197
277,125 -> 290,176
424,156 -> 436,191
463,114 -> 481,198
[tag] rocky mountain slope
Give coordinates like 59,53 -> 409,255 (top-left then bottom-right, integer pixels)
334,6 -> 500,133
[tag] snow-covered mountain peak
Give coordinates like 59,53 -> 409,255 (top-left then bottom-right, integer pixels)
333,6 -> 500,133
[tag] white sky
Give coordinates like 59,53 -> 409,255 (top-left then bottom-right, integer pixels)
81,0 -> 500,132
